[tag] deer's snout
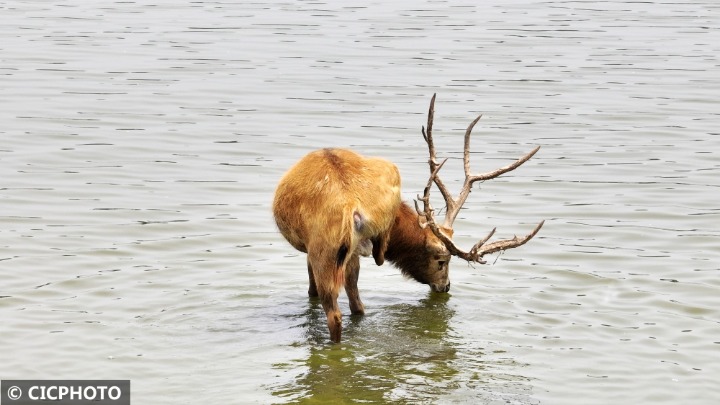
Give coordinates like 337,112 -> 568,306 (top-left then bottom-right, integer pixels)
431,282 -> 450,293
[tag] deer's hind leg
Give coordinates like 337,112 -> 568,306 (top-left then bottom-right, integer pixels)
308,248 -> 344,343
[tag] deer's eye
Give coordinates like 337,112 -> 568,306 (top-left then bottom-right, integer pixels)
437,260 -> 447,269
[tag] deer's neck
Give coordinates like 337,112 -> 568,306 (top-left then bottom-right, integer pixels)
384,202 -> 431,282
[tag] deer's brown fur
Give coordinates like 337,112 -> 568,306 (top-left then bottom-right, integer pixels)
273,148 -> 401,342
384,202 -> 452,293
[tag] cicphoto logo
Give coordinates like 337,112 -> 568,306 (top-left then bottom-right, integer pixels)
1,380 -> 130,405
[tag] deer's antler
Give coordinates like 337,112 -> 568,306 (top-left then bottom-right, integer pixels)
417,94 -> 544,263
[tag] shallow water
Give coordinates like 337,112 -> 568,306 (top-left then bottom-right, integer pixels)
1,0 -> 719,404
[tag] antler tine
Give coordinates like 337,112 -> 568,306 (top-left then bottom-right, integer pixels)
467,145 -> 541,183
415,155 -> 447,229
421,93 -> 454,208
444,220 -> 544,264
475,220 -> 545,258
416,157 -> 448,221
442,112 -> 483,228
470,227 -> 496,254
422,93 -> 436,150
413,201 -> 432,229
463,114 -> 483,178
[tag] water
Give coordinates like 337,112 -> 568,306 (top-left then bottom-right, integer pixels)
1,0 -> 718,403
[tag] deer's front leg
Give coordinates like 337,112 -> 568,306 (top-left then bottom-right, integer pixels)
344,254 -> 364,315
371,230 -> 390,266
307,257 -> 319,297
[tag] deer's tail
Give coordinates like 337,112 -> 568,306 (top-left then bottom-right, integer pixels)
333,208 -> 367,287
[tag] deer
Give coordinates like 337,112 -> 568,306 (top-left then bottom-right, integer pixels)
272,94 -> 544,343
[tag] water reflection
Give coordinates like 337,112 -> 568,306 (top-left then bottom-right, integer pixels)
271,292 -> 456,403
270,293 -> 459,403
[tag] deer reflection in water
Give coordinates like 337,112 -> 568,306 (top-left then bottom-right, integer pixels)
272,292 -> 459,404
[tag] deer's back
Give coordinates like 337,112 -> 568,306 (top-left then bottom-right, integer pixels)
273,148 -> 401,253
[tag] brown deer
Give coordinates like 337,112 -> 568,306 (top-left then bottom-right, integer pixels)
272,94 -> 544,342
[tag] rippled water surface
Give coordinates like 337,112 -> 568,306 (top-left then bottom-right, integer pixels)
1,1 -> 719,404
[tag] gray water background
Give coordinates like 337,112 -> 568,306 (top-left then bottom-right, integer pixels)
1,0 -> 718,404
